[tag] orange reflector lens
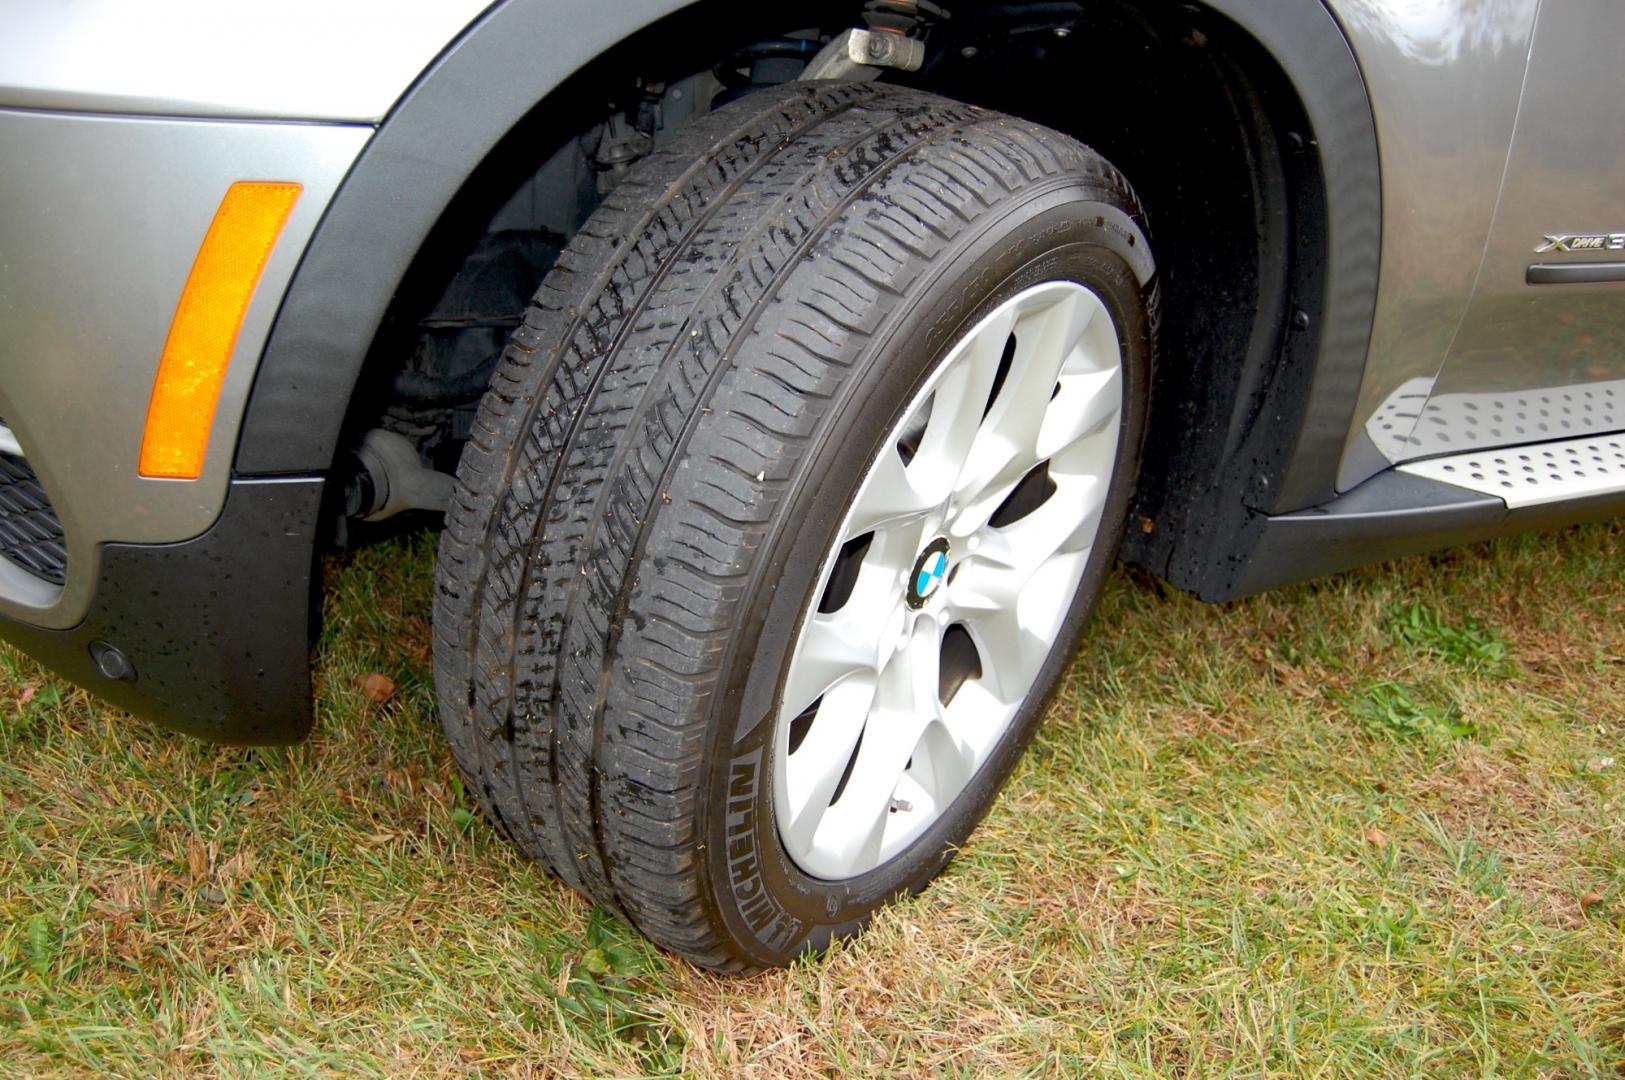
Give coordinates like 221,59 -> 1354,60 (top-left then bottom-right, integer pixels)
138,181 -> 302,479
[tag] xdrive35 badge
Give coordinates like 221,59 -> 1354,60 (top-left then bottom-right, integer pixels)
1535,233 -> 1625,253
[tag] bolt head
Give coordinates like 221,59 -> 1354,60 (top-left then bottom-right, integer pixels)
961,45 -> 978,58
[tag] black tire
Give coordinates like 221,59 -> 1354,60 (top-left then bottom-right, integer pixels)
434,81 -> 1156,971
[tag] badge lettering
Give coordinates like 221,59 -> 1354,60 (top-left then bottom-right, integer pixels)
1535,233 -> 1625,253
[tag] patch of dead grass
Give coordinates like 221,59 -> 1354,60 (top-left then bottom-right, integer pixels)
1,523 -> 1622,1076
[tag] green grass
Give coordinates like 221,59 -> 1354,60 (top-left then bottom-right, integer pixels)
3,521 -> 1623,1077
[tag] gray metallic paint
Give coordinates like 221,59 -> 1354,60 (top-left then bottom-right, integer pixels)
0,110 -> 367,628
1413,1 -> 1625,448
0,0 -> 492,121
1330,0 -> 1540,489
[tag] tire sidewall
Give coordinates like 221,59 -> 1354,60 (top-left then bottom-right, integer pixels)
696,183 -> 1155,965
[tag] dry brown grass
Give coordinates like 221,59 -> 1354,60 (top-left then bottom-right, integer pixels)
2,521 -> 1622,1077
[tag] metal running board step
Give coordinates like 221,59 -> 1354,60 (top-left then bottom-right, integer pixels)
1398,433 -> 1625,508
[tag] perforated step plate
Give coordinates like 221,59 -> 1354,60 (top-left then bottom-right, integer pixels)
1365,376 -> 1625,461
1397,434 -> 1625,509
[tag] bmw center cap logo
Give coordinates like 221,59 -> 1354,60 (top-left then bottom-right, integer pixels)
907,537 -> 952,608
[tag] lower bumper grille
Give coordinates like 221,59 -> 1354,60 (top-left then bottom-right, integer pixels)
0,443 -> 68,587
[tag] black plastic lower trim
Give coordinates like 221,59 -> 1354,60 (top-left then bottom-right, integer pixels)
0,477 -> 321,744
1527,262 -> 1625,285
1210,468 -> 1625,601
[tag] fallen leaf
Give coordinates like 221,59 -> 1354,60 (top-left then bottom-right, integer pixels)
1580,890 -> 1605,914
17,684 -> 37,707
218,850 -> 257,889
361,672 -> 396,704
185,834 -> 210,885
96,867 -> 159,913
1363,826 -> 1390,848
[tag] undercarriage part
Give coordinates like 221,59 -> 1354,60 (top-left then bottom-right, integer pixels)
711,37 -> 819,106
399,230 -> 560,407
346,429 -> 454,522
593,111 -> 655,193
863,0 -> 951,33
801,27 -> 925,81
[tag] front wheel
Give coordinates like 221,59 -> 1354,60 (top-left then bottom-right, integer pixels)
434,82 -> 1156,971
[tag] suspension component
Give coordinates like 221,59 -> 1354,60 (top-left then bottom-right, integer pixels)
344,429 -> 454,522
801,27 -> 925,80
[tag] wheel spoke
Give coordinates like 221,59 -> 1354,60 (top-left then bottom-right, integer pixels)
1004,288 -> 1101,411
960,600 -> 1051,705
815,620 -> 942,874
846,444 -> 937,536
951,403 -> 1038,522
948,447 -> 1043,540
978,473 -> 1107,578
912,306 -> 1016,502
914,718 -> 976,809
950,479 -> 1106,706
947,292 -> 1107,529
779,601 -> 897,719
1036,365 -> 1121,462
969,289 -> 1100,465
780,673 -> 877,857
944,538 -> 1022,616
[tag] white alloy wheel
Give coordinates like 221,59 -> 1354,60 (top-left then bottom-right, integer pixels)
774,280 -> 1125,879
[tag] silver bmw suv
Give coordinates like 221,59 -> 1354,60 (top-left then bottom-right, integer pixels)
2,0 -> 1620,970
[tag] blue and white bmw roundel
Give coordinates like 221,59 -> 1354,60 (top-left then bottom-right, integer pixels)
915,550 -> 948,599
907,538 -> 953,609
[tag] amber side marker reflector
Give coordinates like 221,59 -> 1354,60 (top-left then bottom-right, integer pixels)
138,181 -> 302,479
